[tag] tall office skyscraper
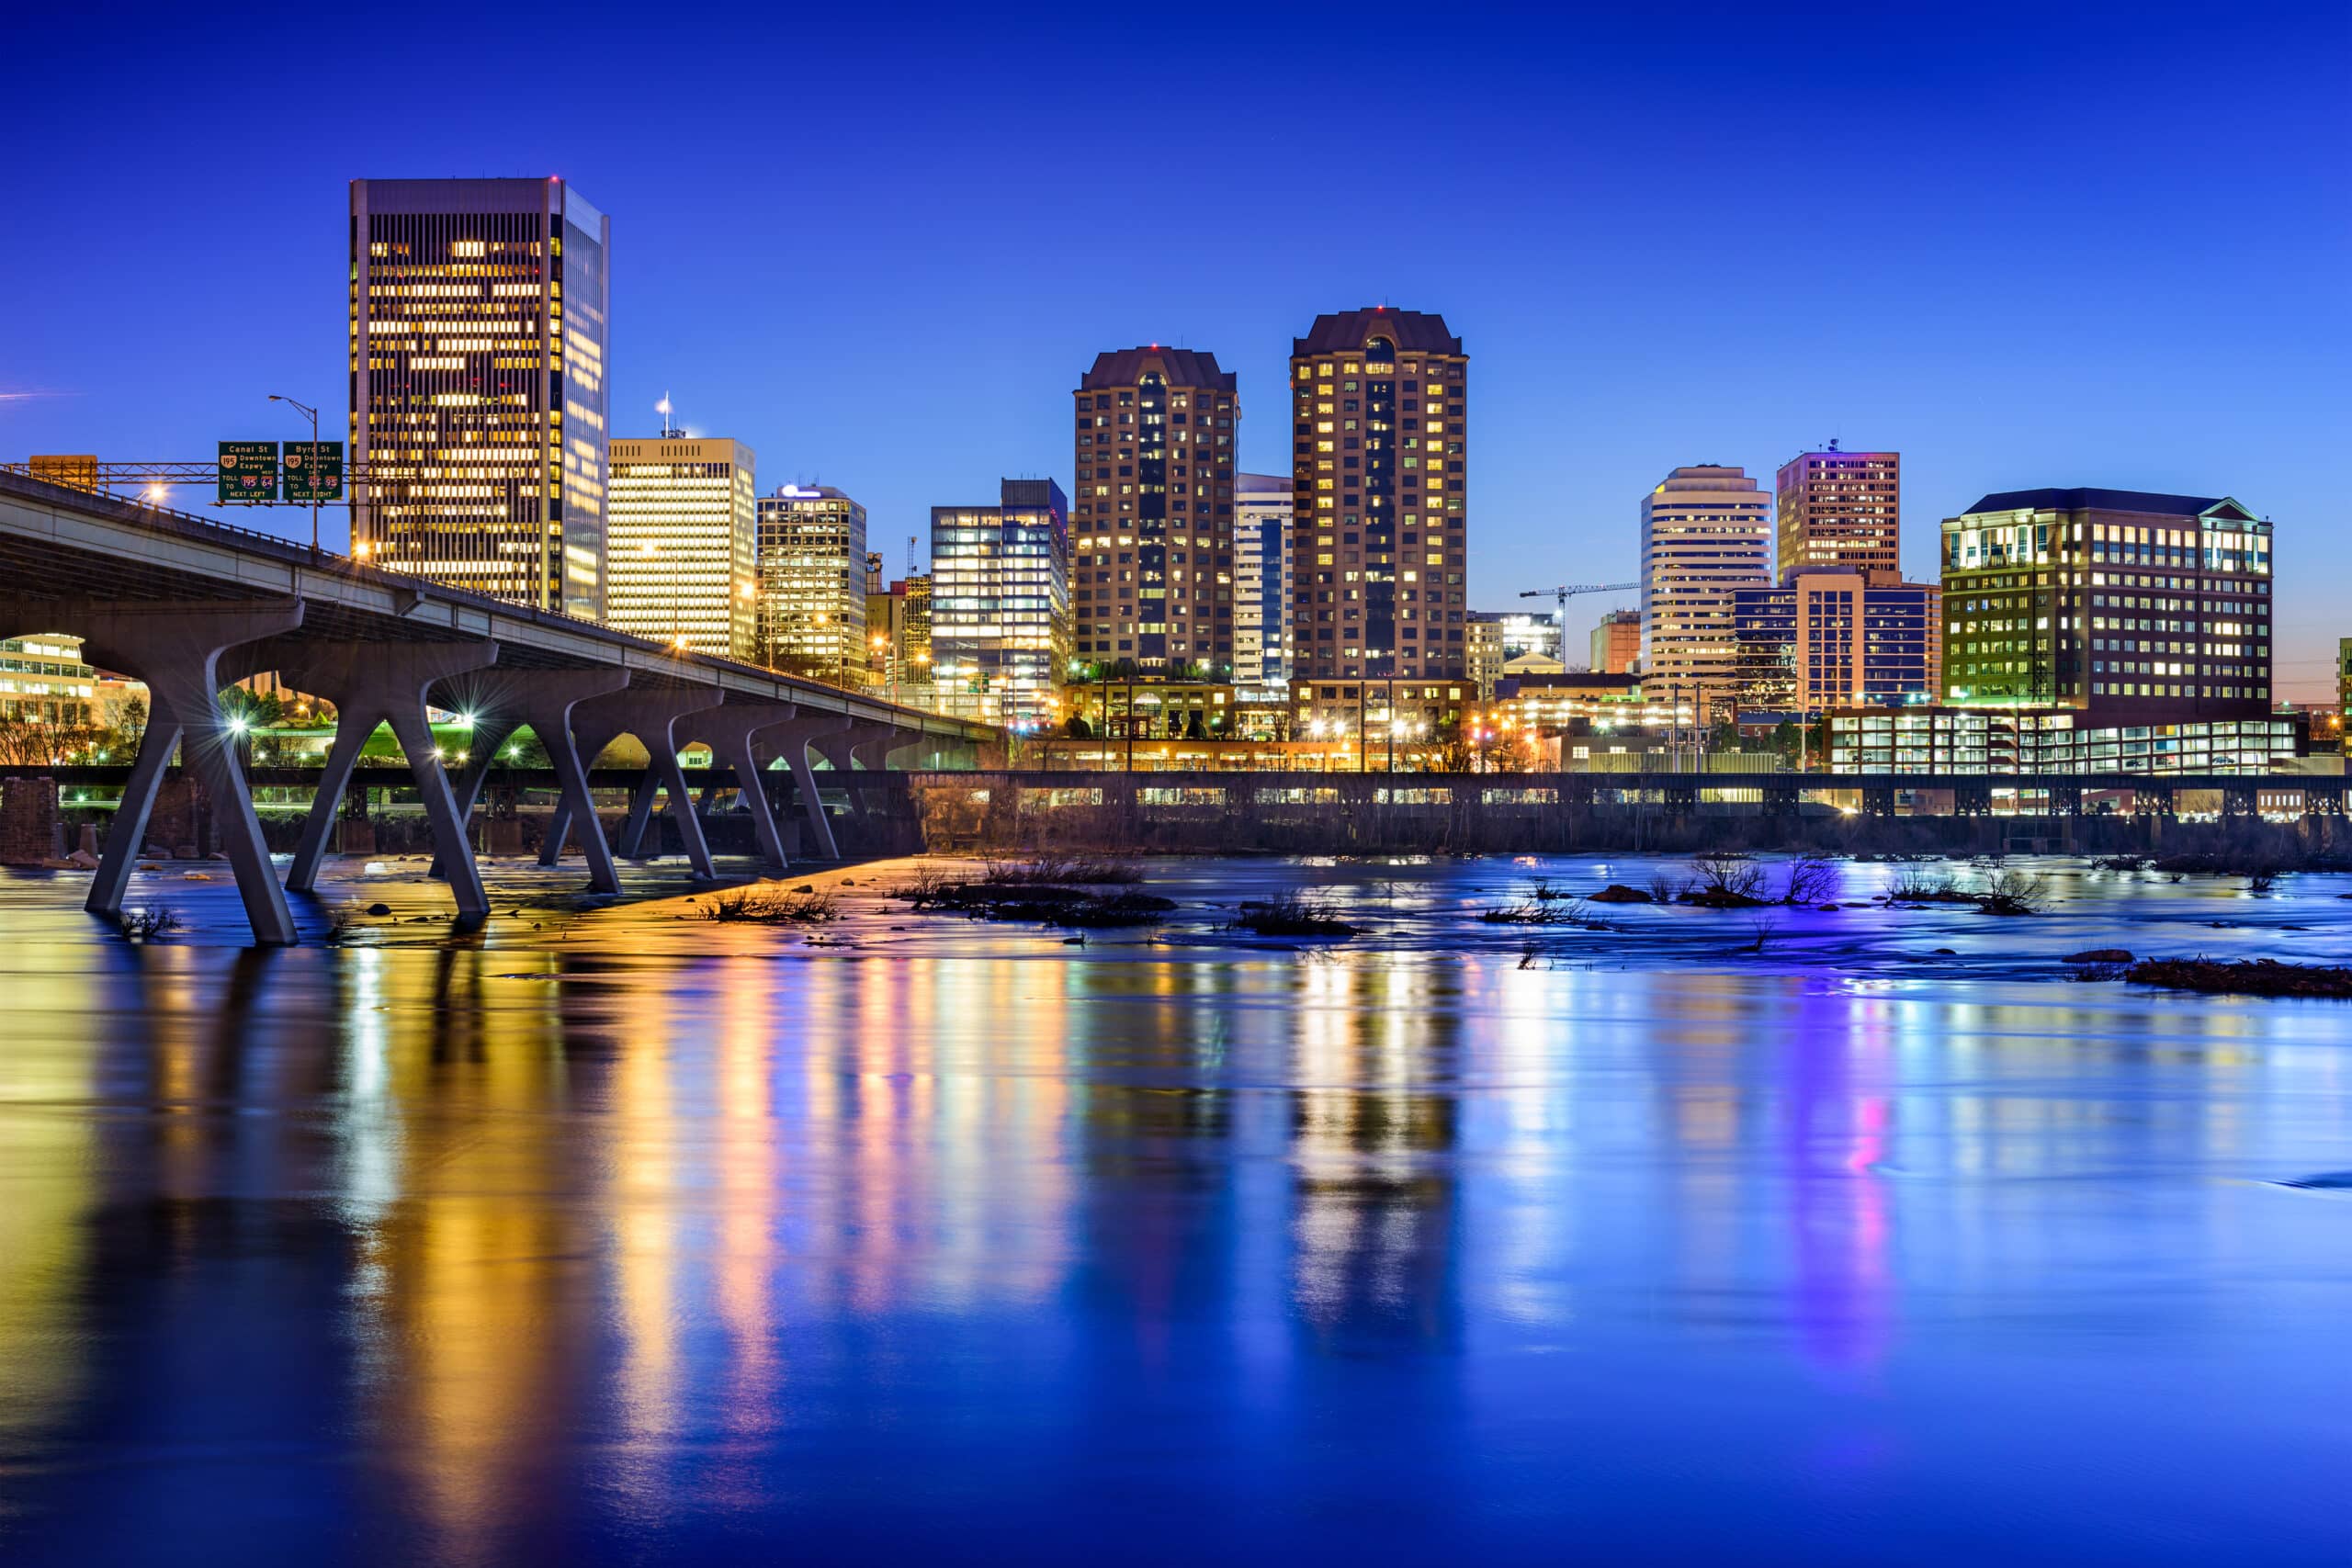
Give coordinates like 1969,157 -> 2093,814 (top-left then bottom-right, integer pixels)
1233,471 -> 1293,690
1776,446 -> 1900,583
1940,487 -> 2271,718
349,178 -> 610,617
1069,347 -> 1238,673
605,435 -> 756,657
932,479 -> 1069,726
755,485 -> 868,679
1290,310 -> 1468,690
1639,465 -> 1773,717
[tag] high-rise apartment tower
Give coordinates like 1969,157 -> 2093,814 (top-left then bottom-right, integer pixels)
1070,347 -> 1238,674
1289,310 -> 1468,688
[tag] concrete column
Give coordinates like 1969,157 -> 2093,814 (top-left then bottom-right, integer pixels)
498,670 -> 632,894
885,731 -> 947,772
547,688 -> 727,878
695,697 -> 802,871
63,600 -> 307,944
760,715 -> 853,861
816,721 -> 899,819
85,684 -> 188,919
428,714 -> 520,878
614,770 -> 664,860
275,640 -> 501,916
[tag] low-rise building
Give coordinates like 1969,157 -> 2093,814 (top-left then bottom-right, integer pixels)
1589,609 -> 1641,674
1466,613 -> 1506,698
1940,487 -> 2271,720
1826,706 -> 2294,775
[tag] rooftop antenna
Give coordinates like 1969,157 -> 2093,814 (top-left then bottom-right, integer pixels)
656,392 -> 681,439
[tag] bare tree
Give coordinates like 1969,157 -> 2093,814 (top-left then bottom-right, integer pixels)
1691,855 -> 1767,900
1781,852 -> 1839,906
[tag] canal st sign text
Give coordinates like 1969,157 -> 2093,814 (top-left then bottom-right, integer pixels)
217,441 -> 278,505
281,441 -> 345,502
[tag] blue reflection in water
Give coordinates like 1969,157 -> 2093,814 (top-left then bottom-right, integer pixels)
0,856 -> 2346,1564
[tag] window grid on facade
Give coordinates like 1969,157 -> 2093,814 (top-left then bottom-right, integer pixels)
350,178 -> 609,620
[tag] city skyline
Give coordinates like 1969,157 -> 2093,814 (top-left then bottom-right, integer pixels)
2,5 -> 2344,698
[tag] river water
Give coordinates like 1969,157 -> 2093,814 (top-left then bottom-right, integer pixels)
1,852 -> 2346,1564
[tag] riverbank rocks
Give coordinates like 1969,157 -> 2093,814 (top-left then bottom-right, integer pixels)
1589,885 -> 1653,904
2065,949 -> 2133,964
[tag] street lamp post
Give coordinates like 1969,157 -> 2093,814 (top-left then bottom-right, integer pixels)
267,393 -> 322,549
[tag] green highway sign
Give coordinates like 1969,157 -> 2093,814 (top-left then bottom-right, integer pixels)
281,441 -> 345,502
217,441 -> 278,505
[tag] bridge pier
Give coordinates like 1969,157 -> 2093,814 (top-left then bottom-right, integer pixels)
63,600 -> 308,944
545,686 -> 727,878
420,671 -> 566,882
692,697 -> 803,871
496,670 -> 632,894
812,728 -> 871,818
759,715 -> 854,861
273,639 -> 502,917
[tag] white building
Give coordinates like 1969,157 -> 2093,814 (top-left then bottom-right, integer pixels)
1639,464 -> 1772,719
606,435 -> 757,657
1233,471 -> 1293,691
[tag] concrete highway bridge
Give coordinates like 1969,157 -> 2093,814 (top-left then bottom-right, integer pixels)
0,468 -> 996,943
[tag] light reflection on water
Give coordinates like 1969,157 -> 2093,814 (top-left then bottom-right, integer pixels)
0,855 -> 2346,1564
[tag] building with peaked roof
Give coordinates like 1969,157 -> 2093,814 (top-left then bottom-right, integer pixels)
1070,346 -> 1238,676
1939,487 -> 2272,721
1288,308 -> 1469,732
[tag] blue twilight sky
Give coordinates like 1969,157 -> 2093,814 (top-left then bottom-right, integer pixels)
3,2 -> 2346,695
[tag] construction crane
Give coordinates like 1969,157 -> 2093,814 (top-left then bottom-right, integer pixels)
1519,581 -> 1639,626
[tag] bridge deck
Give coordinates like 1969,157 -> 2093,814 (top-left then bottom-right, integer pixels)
0,468 -> 989,739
